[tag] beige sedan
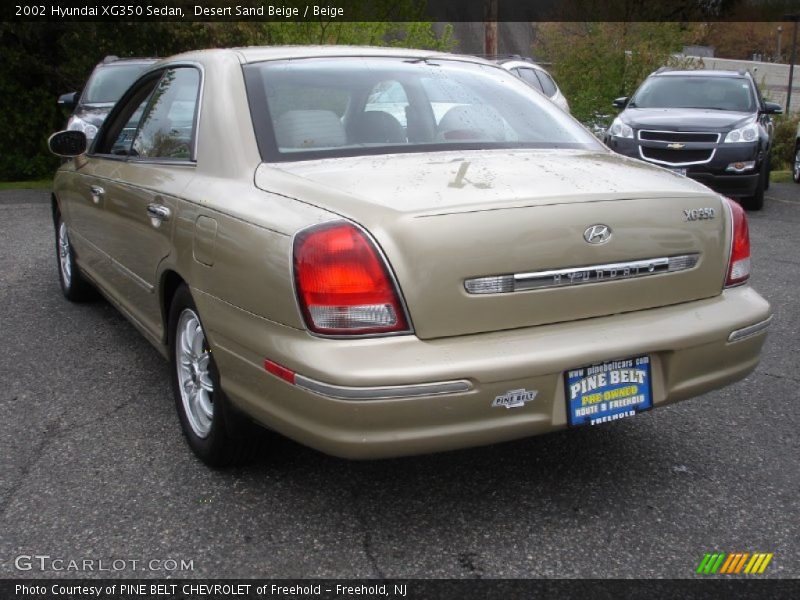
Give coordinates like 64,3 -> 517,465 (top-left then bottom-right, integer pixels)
48,46 -> 772,465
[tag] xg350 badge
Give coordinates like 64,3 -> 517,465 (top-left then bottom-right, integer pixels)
683,207 -> 716,221
492,388 -> 538,409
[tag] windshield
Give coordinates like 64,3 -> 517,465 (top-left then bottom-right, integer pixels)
244,57 -> 600,161
82,64 -> 150,105
630,75 -> 755,112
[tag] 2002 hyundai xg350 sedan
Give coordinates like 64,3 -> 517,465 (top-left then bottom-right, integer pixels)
48,47 -> 772,466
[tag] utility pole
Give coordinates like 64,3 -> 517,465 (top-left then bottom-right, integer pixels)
484,0 -> 498,57
786,15 -> 799,113
777,25 -> 783,61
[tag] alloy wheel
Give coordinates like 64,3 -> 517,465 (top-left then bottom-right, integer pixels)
175,308 -> 214,438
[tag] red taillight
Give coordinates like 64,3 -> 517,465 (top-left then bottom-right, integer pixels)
724,197 -> 751,287
293,222 -> 409,335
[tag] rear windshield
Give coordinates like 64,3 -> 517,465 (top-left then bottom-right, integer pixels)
82,64 -> 150,105
630,75 -> 755,112
244,57 -> 600,161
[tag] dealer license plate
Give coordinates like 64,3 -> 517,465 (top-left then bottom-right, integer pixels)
565,356 -> 652,427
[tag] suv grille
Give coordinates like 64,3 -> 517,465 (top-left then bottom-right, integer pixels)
639,130 -> 720,143
640,147 -> 714,165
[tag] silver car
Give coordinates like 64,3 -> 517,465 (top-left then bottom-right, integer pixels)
48,46 -> 770,466
496,57 -> 570,112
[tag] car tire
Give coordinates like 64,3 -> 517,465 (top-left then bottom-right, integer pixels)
168,284 -> 262,467
793,145 -> 800,183
55,214 -> 96,302
741,165 -> 765,211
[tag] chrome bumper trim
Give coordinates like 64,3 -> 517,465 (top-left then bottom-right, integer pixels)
465,254 -> 700,294
728,315 -> 773,343
295,375 -> 473,400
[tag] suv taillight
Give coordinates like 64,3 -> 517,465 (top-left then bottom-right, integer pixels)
724,197 -> 751,287
293,222 -> 410,335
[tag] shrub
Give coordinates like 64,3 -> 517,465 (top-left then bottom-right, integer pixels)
770,113 -> 799,171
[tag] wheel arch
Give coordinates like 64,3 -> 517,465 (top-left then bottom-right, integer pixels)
160,269 -> 187,345
51,193 -> 60,225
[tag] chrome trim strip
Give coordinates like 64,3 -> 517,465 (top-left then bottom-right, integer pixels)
110,257 -> 155,293
638,129 -> 721,143
638,145 -> 716,167
465,254 -> 700,294
294,375 -> 472,400
728,316 -> 772,343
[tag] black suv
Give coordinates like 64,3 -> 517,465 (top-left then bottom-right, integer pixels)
605,68 -> 782,210
58,56 -> 157,145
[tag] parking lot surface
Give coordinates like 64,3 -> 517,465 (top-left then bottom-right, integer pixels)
1,184 -> 798,578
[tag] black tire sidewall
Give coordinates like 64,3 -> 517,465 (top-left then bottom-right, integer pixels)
794,146 -> 800,183
55,216 -> 73,298
55,214 -> 92,301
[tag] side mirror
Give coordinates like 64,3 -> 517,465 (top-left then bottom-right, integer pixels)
612,97 -> 629,109
763,101 -> 783,115
58,92 -> 79,111
48,130 -> 87,157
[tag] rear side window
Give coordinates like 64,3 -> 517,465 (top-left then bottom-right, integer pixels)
534,70 -> 558,97
517,68 -> 544,93
132,68 -> 201,160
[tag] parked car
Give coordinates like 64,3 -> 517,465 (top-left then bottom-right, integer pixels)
605,68 -> 782,211
495,56 -> 570,112
58,56 -> 157,144
48,47 -> 771,466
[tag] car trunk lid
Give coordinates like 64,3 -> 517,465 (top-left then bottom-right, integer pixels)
256,149 -> 729,339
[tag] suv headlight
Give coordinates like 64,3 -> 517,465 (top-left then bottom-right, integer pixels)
724,122 -> 758,143
67,116 -> 98,141
608,117 -> 634,139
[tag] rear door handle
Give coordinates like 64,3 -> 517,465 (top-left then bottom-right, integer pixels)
146,203 -> 171,226
90,185 -> 104,204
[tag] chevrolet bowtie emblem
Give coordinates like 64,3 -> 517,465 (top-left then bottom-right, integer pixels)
667,142 -> 686,149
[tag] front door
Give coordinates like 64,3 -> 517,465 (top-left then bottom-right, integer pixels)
88,66 -> 202,340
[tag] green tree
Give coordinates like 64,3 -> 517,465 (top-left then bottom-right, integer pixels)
534,22 -> 690,124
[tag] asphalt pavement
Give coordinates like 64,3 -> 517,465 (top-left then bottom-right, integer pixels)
1,184 -> 798,579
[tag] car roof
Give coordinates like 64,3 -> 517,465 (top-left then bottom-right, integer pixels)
653,69 -> 750,79
159,46 -> 497,67
95,57 -> 159,68
497,60 -> 550,72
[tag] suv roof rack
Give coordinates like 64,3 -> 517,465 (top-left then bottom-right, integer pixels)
102,55 -> 120,64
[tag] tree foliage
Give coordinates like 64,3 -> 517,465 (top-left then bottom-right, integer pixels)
0,15 -> 454,180
770,113 -> 799,170
534,22 -> 690,125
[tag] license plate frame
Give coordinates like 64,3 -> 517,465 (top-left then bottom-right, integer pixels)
565,356 -> 653,427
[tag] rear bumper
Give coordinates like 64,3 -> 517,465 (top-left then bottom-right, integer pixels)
197,285 -> 771,459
